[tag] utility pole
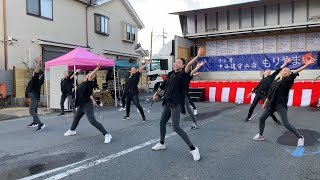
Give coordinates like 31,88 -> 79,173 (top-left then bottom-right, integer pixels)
150,29 -> 153,59
150,28 -> 167,58
162,28 -> 165,46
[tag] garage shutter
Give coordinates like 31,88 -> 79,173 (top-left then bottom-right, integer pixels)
42,45 -> 72,62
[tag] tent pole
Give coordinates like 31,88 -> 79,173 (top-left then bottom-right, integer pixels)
117,69 -> 122,107
45,70 -> 49,110
113,65 -> 117,107
74,65 -> 77,111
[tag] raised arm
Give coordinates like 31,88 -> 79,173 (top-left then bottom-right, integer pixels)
293,58 -> 315,75
185,47 -> 205,73
138,60 -> 151,73
190,61 -> 205,75
280,58 -> 292,69
34,56 -> 42,74
70,69 -> 81,79
87,62 -> 100,81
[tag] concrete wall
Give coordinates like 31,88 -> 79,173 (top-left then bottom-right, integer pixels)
5,0 -> 87,69
184,0 -> 320,36
87,0 -> 140,59
5,0 -> 142,69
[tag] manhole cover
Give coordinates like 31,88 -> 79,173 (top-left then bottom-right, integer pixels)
277,129 -> 320,147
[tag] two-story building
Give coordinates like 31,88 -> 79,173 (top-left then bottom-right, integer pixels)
0,0 -> 146,103
171,0 -> 320,80
170,0 -> 320,107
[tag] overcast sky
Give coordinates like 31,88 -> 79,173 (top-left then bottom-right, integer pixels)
129,0 -> 256,57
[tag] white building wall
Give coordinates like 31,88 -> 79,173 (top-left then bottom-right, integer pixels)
5,0 -> 87,69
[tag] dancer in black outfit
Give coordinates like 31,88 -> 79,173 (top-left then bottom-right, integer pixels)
184,61 -> 206,129
119,73 -> 129,111
253,57 -> 315,147
59,69 -> 80,116
152,47 -> 205,161
64,62 -> 112,144
26,57 -> 46,131
122,60 -> 151,122
244,59 -> 291,123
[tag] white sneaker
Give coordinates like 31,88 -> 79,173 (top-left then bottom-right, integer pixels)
152,143 -> 166,150
118,108 -> 126,111
64,129 -> 77,136
297,136 -> 304,146
253,133 -> 265,141
190,147 -> 200,161
194,109 -> 198,115
104,134 -> 112,144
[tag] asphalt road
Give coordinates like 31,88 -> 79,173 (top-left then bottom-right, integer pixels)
0,101 -> 319,180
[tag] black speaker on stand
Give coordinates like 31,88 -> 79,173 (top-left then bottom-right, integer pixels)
160,59 -> 168,70
190,46 -> 197,57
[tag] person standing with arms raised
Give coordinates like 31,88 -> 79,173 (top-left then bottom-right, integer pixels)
122,60 -> 151,122
59,69 -> 80,116
64,62 -> 112,144
25,56 -> 46,131
184,61 -> 206,129
253,57 -> 315,147
244,59 -> 292,123
152,47 -> 205,161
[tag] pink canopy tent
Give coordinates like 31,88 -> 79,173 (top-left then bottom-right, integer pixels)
44,47 -> 117,107
45,47 -> 115,70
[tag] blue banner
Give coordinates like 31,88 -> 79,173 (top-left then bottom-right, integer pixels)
198,52 -> 319,72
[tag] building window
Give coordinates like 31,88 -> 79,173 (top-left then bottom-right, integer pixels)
131,26 -> 136,41
125,24 -> 136,42
27,0 -> 53,20
95,14 -> 109,35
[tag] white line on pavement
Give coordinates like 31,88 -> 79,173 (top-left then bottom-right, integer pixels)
24,110 -> 241,180
18,157 -> 96,180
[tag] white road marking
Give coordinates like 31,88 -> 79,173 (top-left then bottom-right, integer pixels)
18,157 -> 96,180
23,110 -> 241,180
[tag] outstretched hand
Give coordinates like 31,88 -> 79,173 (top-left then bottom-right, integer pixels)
197,47 -> 205,57
97,62 -> 101,68
284,58 -> 292,64
35,56 -> 42,63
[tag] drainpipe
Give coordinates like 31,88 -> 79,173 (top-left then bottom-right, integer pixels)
86,3 -> 90,47
3,0 -> 8,70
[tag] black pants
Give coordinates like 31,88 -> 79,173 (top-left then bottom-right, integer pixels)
160,103 -> 193,147
125,94 -> 145,118
188,96 -> 197,110
71,102 -> 108,136
247,93 -> 278,122
28,93 -> 42,125
259,105 -> 302,138
60,93 -> 75,114
121,93 -> 126,108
